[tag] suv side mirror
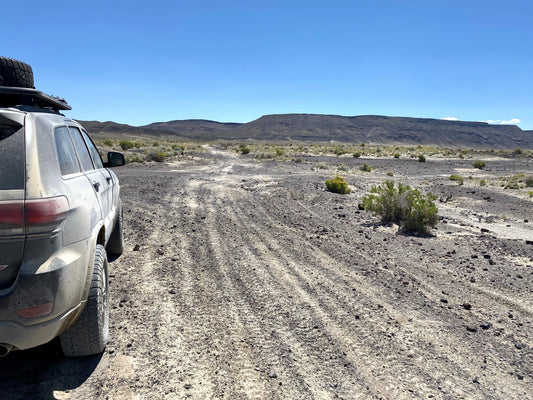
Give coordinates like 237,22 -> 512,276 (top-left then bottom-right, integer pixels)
105,151 -> 125,167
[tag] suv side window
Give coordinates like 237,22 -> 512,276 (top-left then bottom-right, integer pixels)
81,130 -> 104,169
54,126 -> 81,176
68,126 -> 94,171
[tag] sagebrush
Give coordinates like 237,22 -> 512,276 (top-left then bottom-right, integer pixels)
361,180 -> 438,235
325,176 -> 351,194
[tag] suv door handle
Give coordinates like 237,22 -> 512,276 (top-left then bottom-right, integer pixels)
93,182 -> 100,192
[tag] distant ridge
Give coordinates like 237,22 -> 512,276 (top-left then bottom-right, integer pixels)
80,113 -> 533,149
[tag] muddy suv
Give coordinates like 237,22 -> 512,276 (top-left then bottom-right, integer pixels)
0,57 -> 124,357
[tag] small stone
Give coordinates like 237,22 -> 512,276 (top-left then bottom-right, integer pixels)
169,289 -> 176,294
466,326 -> 478,333
184,384 -> 192,390
515,343 -> 524,350
440,298 -> 448,304
268,372 -> 278,379
526,240 -> 533,245
483,254 -> 491,259
480,228 -> 490,233
480,322 -> 491,330
157,248 -> 164,255
463,303 -> 472,310
133,244 -> 140,251
470,277 -> 476,283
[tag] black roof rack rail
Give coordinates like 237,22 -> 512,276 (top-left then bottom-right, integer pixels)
0,86 -> 71,111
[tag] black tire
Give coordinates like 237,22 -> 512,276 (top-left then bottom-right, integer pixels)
60,244 -> 109,357
106,203 -> 124,256
0,57 -> 35,88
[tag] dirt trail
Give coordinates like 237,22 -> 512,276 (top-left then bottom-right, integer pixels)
0,148 -> 531,399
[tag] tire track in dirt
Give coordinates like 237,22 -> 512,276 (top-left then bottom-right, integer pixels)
219,178 -> 530,399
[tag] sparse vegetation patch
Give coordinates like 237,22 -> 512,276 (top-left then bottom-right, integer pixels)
325,176 -> 351,194
362,180 -> 438,235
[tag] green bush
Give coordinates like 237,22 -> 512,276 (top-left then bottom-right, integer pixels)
119,140 -> 137,150
102,139 -> 113,146
525,175 -> 533,187
275,148 -> 284,156
514,147 -> 522,155
418,154 -> 426,162
353,151 -> 362,158
394,153 -> 400,159
146,151 -> 168,162
240,147 -> 250,154
360,163 -> 375,172
325,176 -> 351,194
362,180 -> 438,235
314,162 -> 328,170
449,174 -> 464,185
472,160 -> 486,169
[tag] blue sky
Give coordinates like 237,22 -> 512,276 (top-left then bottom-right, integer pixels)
4,1 -> 532,129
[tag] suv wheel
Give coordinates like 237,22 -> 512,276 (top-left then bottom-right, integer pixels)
60,244 -> 109,357
106,202 -> 124,256
0,57 -> 35,88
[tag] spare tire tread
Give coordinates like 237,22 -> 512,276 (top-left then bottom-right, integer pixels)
0,57 -> 35,88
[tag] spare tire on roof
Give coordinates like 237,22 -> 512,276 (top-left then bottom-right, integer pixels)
0,57 -> 35,88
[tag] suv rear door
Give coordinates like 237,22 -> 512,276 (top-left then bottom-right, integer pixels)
0,112 -> 26,289
67,126 -> 113,234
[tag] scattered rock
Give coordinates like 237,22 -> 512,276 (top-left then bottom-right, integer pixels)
440,298 -> 448,304
480,322 -> 491,330
268,372 -> 278,379
466,326 -> 478,333
480,228 -> 490,233
184,384 -> 192,390
462,303 -> 472,310
157,248 -> 165,255
514,343 -> 524,350
133,244 -> 140,251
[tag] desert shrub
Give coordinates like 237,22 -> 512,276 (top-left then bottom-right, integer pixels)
125,154 -> 144,163
314,162 -> 329,170
525,175 -> 533,187
386,171 -> 394,176
449,174 -> 464,185
529,191 -> 533,197
394,153 -> 400,159
479,179 -> 487,187
102,139 -> 113,146
472,160 -> 486,169
254,152 -> 274,160
334,147 -> 346,156
240,146 -> 250,154
145,151 -> 168,162
337,163 -> 348,172
119,140 -> 137,150
361,180 -> 438,235
418,154 -> 426,162
325,176 -> 351,194
293,157 -> 303,163
275,148 -> 284,156
353,152 -> 361,158
514,147 -> 522,155
360,163 -> 375,172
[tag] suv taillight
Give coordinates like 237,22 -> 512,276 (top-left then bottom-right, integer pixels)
0,196 -> 68,229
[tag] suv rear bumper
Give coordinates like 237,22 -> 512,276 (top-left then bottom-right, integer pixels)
0,240 -> 92,350
0,302 -> 84,350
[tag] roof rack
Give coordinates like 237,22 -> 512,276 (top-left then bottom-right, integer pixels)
0,86 -> 71,111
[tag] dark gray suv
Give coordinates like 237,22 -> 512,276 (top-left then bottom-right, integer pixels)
0,57 -> 124,357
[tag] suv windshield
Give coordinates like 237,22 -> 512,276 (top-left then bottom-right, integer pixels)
0,124 -> 24,190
